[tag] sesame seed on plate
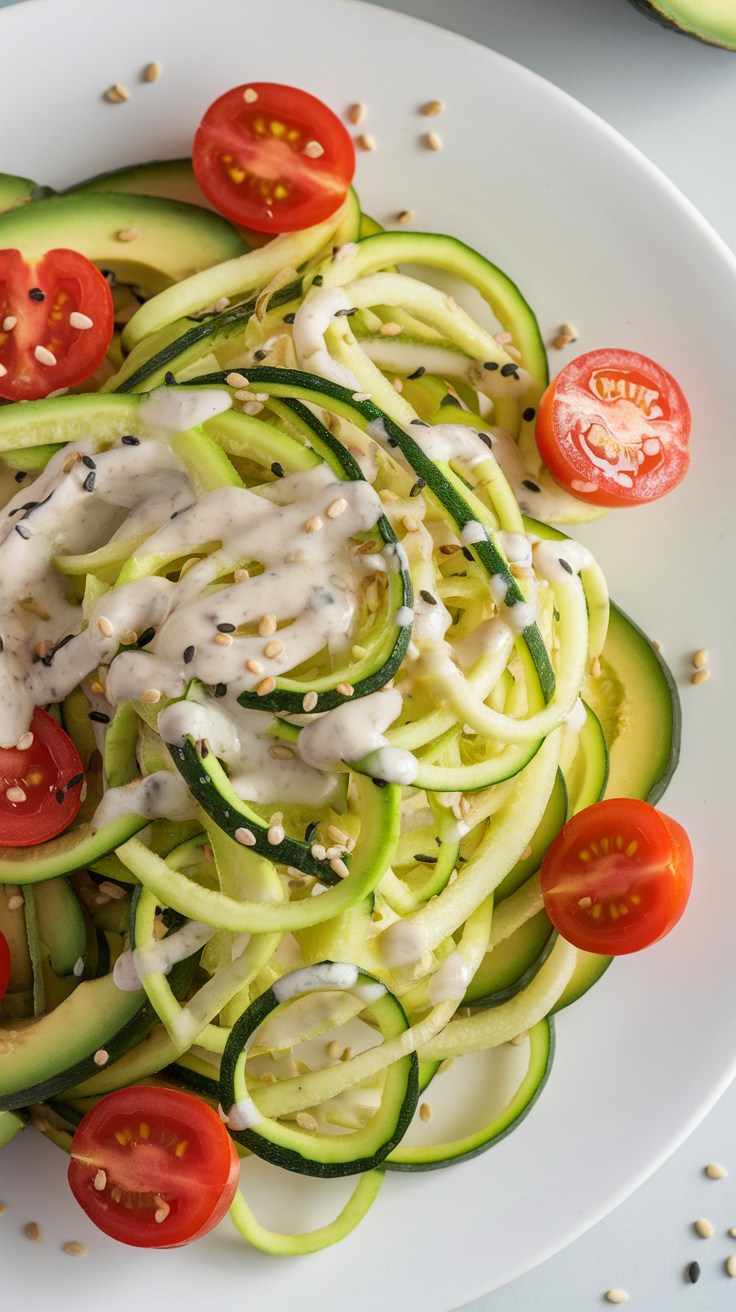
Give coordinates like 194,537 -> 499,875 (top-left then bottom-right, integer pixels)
397,209 -> 415,224
728,1257 -> 736,1277
235,827 -> 256,846
605,1293 -> 628,1305
423,100 -> 445,117
419,1102 -> 433,1122
64,1242 -> 87,1257
438,1059 -> 453,1074
357,132 -> 376,151
25,1222 -> 42,1243
693,649 -> 709,669
692,669 -> 710,685
326,1039 -> 342,1059
105,83 -> 131,103
510,1032 -> 527,1046
341,1046 -> 353,1061
257,676 -> 276,696
143,61 -> 162,82
695,1218 -> 714,1238
296,1113 -> 317,1131
706,1162 -> 727,1178
426,132 -> 442,151
347,103 -> 367,125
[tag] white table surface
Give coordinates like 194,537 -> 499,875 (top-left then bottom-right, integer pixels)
2,0 -> 736,1305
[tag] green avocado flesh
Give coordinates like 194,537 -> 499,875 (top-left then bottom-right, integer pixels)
0,192 -> 248,293
0,172 -> 55,214
628,0 -> 736,47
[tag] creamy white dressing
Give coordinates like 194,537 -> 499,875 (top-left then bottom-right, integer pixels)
564,696 -> 587,735
225,1097 -> 262,1130
112,948 -> 144,993
427,950 -> 471,1005
297,686 -> 402,771
272,961 -> 359,1003
531,537 -> 592,583
292,287 -> 361,390
134,918 -> 216,981
137,387 -> 232,434
452,616 -> 514,670
378,918 -> 428,969
90,770 -> 198,832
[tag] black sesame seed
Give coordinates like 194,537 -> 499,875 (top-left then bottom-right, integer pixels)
137,626 -> 156,647
14,471 -> 26,482
183,645 -> 196,664
15,524 -> 30,539
67,773 -> 84,788
283,313 -> 296,324
372,777 -> 387,787
121,435 -> 139,446
408,366 -> 426,380
522,479 -> 541,493
28,287 -> 44,302
215,682 -> 227,697
164,371 -> 176,385
483,361 -> 499,371
462,547 -> 474,561
420,590 -> 437,605
688,1261 -> 700,1284
439,394 -> 457,407
522,407 -> 536,422
0,637 -> 3,653
89,711 -> 110,724
82,471 -> 96,492
271,462 -> 284,478
305,820 -> 318,843
81,455 -> 96,470
217,623 -> 236,633
409,478 -> 426,497
333,307 -> 357,317
55,789 -> 65,804
312,275 -> 324,287
478,433 -> 494,450
409,419 -> 430,426
558,558 -> 573,575
199,741 -> 209,759
388,437 -> 399,447
414,854 -> 437,864
500,363 -> 519,378
253,349 -> 267,360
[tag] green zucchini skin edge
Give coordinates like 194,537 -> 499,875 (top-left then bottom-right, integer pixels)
385,1016 -> 554,1171
175,371 -> 556,702
626,0 -> 736,48
220,970 -> 419,1178
466,929 -> 558,1011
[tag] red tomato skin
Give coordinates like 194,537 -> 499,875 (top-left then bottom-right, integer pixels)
0,707 -> 83,847
535,348 -> 691,508
0,931 -> 11,1003
193,82 -> 355,233
68,1087 -> 240,1248
0,249 -> 114,401
540,797 -> 693,955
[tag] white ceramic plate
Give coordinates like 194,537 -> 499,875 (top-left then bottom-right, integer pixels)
1,0 -> 735,1307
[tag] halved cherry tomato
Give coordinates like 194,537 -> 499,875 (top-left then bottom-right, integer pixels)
0,249 -> 114,401
0,707 -> 84,847
0,931 -> 10,1004
193,82 -> 355,233
540,797 -> 692,955
68,1087 -> 240,1248
535,348 -> 690,507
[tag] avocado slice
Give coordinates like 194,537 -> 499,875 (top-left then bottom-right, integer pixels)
68,157 -> 213,211
627,0 -> 736,48
0,192 -> 249,295
0,172 -> 55,214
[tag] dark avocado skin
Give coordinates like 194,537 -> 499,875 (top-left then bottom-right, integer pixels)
626,0 -> 736,48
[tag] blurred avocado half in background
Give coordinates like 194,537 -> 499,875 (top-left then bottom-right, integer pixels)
627,0 -> 736,48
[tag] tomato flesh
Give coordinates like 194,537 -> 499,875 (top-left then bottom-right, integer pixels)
68,1086 -> 240,1248
535,348 -> 691,507
0,931 -> 10,1004
0,707 -> 84,847
193,82 -> 355,233
0,248 -> 114,401
540,797 -> 692,955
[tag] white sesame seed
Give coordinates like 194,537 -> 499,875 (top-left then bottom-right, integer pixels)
0,1203 -> 6,1215
341,1046 -> 353,1061
327,825 -> 349,843
268,744 -> 295,760
426,132 -> 442,151
552,334 -> 575,350
693,649 -> 709,669
264,640 -> 284,658
347,103 -> 367,125
397,210 -> 415,225
234,569 -> 249,582
695,1218 -> 714,1238
590,656 -> 601,678
93,1049 -> 109,1066
605,1293 -> 628,1306
352,392 -> 371,402
380,322 -> 403,336
419,1102 -> 433,1122
154,1197 -> 170,1224
73,957 -> 84,977
357,132 -> 376,151
423,100 -> 445,117
64,1241 -> 87,1257
97,615 -> 114,637
117,228 -> 141,243
214,297 -> 230,313
34,345 -> 57,366
296,1112 -> 317,1131
234,827 -> 257,846
6,787 -> 26,804
234,389 -> 254,401
446,296 -> 459,312
143,60 -> 162,82
226,372 -> 249,387
510,1032 -> 527,1046
7,895 -> 24,911
330,857 -> 350,879
105,83 -> 131,103
259,613 -> 277,637
506,345 -> 522,361
303,140 -> 325,158
692,668 -> 710,685
438,1059 -> 453,1074
257,676 -> 276,696
393,378 -> 404,392
214,632 -> 233,646
303,690 -> 318,712
139,688 -> 162,704
336,683 -> 354,697
15,732 -> 33,751
706,1162 -> 728,1179
3,316 -> 16,330
0,364 -> 6,377
243,88 -> 258,103
268,824 -> 285,845
306,515 -> 323,533
326,1039 -> 342,1059
728,1256 -> 736,1277
560,323 -> 578,338
521,844 -> 533,860
246,659 -> 263,675
25,1222 -> 42,1243
311,844 -> 327,860
578,896 -> 592,908
327,498 -> 348,519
